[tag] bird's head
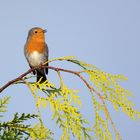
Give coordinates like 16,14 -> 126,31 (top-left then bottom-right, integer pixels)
27,27 -> 47,42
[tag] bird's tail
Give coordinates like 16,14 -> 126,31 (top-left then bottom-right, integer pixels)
36,69 -> 47,83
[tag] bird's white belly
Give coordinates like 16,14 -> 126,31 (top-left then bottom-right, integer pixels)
28,51 -> 46,67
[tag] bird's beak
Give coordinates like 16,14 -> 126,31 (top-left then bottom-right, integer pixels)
43,29 -> 47,33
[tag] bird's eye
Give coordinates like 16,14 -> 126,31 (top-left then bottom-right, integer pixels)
34,31 -> 38,34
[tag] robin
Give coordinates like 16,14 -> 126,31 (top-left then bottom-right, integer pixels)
24,27 -> 49,83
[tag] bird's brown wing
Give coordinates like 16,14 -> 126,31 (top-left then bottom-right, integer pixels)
45,43 -> 49,75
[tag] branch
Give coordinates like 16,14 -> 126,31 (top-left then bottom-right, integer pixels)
0,68 -> 35,93
0,66 -> 98,95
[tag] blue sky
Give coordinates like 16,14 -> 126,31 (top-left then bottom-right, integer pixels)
0,0 -> 140,139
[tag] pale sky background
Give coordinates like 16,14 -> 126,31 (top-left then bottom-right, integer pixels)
0,0 -> 140,140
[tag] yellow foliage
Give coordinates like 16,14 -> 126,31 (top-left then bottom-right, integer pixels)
30,79 -> 55,93
45,79 -> 91,139
29,124 -> 52,140
37,97 -> 47,109
23,56 -> 140,140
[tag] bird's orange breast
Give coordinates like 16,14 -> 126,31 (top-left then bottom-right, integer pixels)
26,40 -> 46,54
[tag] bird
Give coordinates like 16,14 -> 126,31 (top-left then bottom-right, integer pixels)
24,27 -> 49,83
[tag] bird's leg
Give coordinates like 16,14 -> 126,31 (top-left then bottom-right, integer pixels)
38,63 -> 43,70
